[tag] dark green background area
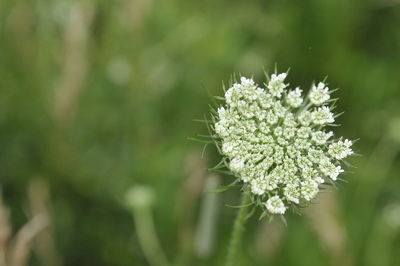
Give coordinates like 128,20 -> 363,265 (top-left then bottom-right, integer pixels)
1,0 -> 399,265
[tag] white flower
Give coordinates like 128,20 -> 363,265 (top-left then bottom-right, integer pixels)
311,131 -> 333,145
328,139 -> 353,160
283,127 -> 296,140
229,158 -> 245,173
272,102 -> 287,117
267,73 -> 288,98
250,178 -> 267,195
311,106 -> 334,125
240,77 -> 255,87
301,179 -> 319,201
273,127 -> 283,137
284,184 -> 300,204
286,87 -> 303,108
212,73 -> 353,215
307,148 -> 324,163
265,169 -> 281,190
217,106 -> 227,120
222,142 -> 235,156
320,158 -> 343,180
265,196 -> 286,214
309,82 -> 330,105
298,111 -> 312,126
266,111 -> 278,125
215,121 -> 229,137
297,127 -> 311,138
258,93 -> 273,109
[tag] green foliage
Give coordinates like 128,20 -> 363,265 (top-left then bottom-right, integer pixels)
0,0 -> 400,265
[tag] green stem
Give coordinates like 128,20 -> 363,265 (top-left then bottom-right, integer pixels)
133,208 -> 169,266
226,193 -> 251,266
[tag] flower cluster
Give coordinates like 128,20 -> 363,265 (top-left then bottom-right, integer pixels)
214,73 -> 353,215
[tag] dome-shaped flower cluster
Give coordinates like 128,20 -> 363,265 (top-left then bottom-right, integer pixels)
214,73 -> 353,215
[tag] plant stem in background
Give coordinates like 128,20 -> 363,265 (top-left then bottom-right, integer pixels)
126,186 -> 169,266
132,208 -> 169,266
226,194 -> 251,266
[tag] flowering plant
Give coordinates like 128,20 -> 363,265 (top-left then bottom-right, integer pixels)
196,69 -> 355,265
203,71 -> 353,217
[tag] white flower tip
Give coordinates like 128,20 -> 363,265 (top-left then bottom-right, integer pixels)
344,139 -> 353,147
240,77 -> 255,86
265,196 -> 286,214
229,158 -> 245,173
217,106 -> 226,117
279,73 -> 287,79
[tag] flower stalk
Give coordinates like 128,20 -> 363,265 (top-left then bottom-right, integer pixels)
226,193 -> 251,266
125,186 -> 169,266
133,207 -> 169,266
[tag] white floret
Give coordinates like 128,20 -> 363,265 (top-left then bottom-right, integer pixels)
297,111 -> 312,126
286,87 -> 303,108
250,178 -> 267,195
319,158 -> 343,180
215,121 -> 229,137
229,157 -> 245,173
328,139 -> 353,160
312,131 -> 333,145
240,77 -> 255,87
217,107 -> 227,120
296,127 -> 311,139
301,179 -> 319,201
265,196 -> 286,214
266,111 -> 278,125
284,184 -> 300,204
311,106 -> 334,125
309,82 -> 330,105
222,142 -> 236,156
267,73 -> 288,98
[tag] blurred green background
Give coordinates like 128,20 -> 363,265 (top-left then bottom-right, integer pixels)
1,0 -> 400,265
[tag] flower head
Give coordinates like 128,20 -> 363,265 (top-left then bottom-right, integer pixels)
267,73 -> 288,98
265,196 -> 286,214
211,71 -> 354,216
286,87 -> 303,108
309,82 -> 330,105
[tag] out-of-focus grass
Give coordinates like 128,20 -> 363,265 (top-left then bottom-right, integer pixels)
0,0 -> 400,265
